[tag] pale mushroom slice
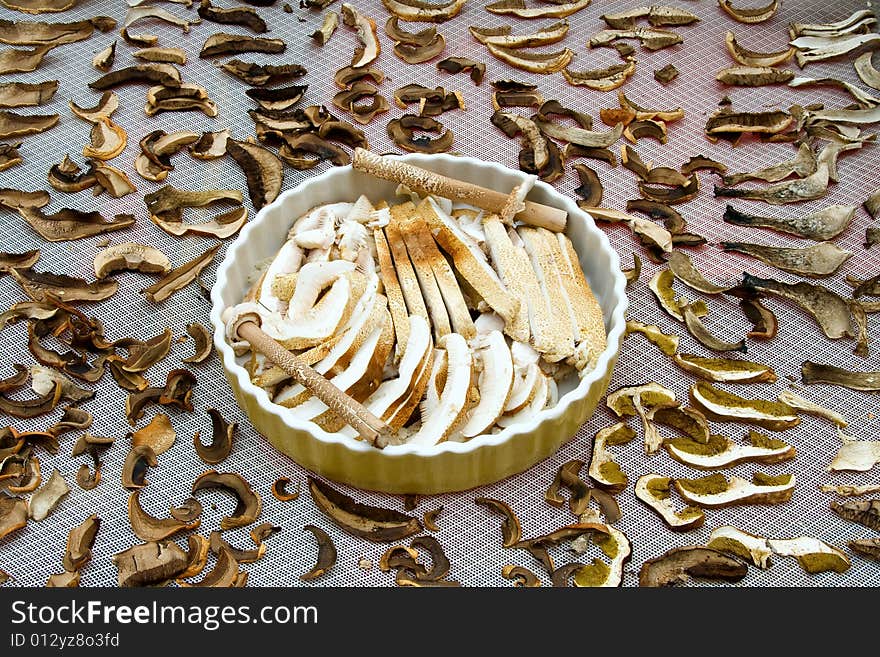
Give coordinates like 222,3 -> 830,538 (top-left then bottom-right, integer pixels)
790,9 -> 876,37
665,430 -> 796,470
588,423 -> 636,492
484,214 -> 560,359
418,198 -> 521,339
674,472 -> 796,509
777,389 -> 847,427
828,428 -> 880,473
573,525 -> 631,588
552,231 -> 607,373
255,238 -> 304,314
504,342 -> 541,413
767,536 -> 850,574
707,526 -> 772,568
408,333 -> 473,447
496,368 -> 551,428
854,52 -> 880,91
382,0 -> 466,23
374,226 -> 409,362
384,209 -> 430,328
635,474 -> 705,531
392,203 -> 452,340
791,33 -> 880,68
518,227 -> 575,361
607,382 -> 678,454
457,330 -> 513,439
341,3 -> 380,68
93,242 -> 171,279
690,381 -> 800,431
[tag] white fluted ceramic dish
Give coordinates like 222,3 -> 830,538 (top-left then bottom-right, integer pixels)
211,154 -> 628,494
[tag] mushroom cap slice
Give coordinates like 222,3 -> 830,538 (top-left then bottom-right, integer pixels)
720,241 -> 851,278
830,498 -> 880,532
62,514 -> 100,572
486,0 -> 591,20
588,423 -> 635,492
563,60 -> 636,91
29,468 -> 69,520
707,526 -> 772,568
690,381 -> 800,431
674,472 -> 796,509
0,495 -> 28,539
722,204 -> 853,242
458,330 -> 513,438
486,44 -> 573,74
113,541 -> 188,587
639,546 -> 748,587
342,3 -> 380,68
128,489 -> 199,540
573,526 -> 631,588
672,354 -> 776,384
471,20 -> 569,48
192,470 -> 261,531
0,109 -> 58,139
827,429 -> 880,472
382,0 -> 466,23
767,536 -> 850,574
199,33 -> 286,58
607,381 -> 677,454
665,431 -> 796,470
225,138 -> 283,210
635,474 -> 705,531
725,30 -> 793,67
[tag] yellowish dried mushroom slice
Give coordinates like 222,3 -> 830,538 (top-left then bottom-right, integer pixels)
588,423 -> 635,492
485,44 -> 573,75
486,0 -> 591,20
665,430 -> 795,470
675,472 -> 795,508
625,320 -> 679,355
573,526 -> 631,588
719,0 -> 778,24
801,362 -> 880,392
607,382 -> 677,454
0,109 -> 58,139
720,241 -> 851,278
707,526 -> 771,568
673,354 -> 776,384
562,60 -> 636,91
635,474 -> 705,531
589,27 -> 683,51
767,536 -> 849,574
689,381 -> 799,431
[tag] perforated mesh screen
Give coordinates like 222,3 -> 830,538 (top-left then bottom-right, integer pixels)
0,0 -> 878,588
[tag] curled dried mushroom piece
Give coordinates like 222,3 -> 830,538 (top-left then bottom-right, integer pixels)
387,115 -> 453,154
639,546 -> 748,587
200,33 -> 285,58
192,470 -> 261,530
635,474 -> 705,531
690,381 -> 798,431
665,430 -> 795,470
768,536 -> 849,574
113,541 -> 187,587
588,423 -> 635,493
300,525 -> 337,580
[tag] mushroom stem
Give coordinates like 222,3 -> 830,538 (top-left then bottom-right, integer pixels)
352,148 -> 567,232
234,318 -> 391,447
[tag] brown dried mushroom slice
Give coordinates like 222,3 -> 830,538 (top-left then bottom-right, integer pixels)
719,0 -> 778,24
194,408 -> 236,464
0,142 -> 23,171
830,499 -> 880,532
382,0 -> 467,23
635,474 -> 705,531
312,11 -> 339,46
182,323 -> 213,364
573,164 -> 603,207
723,204 -> 853,241
639,173 -> 700,204
562,60 -> 636,91
721,241 -> 851,279
589,27 -> 683,51
48,155 -> 97,193
471,20 -> 569,48
200,33 -> 285,58
437,57 -> 485,85
11,268 -> 118,303
69,91 -> 118,123
0,16 -> 114,47
0,109 -> 58,139
724,30 -> 793,67
218,60 -> 306,86
387,115 -> 453,153
485,0 -> 591,20
680,302 -> 747,354
741,273 -> 852,340
601,6 -> 699,29
142,244 -> 221,303
114,541 -> 187,587
132,46 -> 186,65
502,564 -> 540,587
94,243 -> 171,280
271,477 -> 300,502
334,65 -> 385,89
76,451 -> 101,490
0,44 -> 54,74
386,16 -> 436,46
178,546 -> 239,587
588,423 -> 635,492
474,497 -> 521,547
0,249 -> 39,273
225,139 -> 283,210
854,52 -> 880,91
300,525 -> 337,580
192,470 -> 261,530
63,514 -> 100,572
0,495 -> 27,540
130,414 -> 176,456
639,546 -> 747,587
666,251 -> 732,295
341,4 -> 380,68
29,468 -> 69,520
198,0 -> 266,33
716,65 -> 793,87
246,84 -> 308,112
394,34 -> 446,64
89,64 -> 181,90
850,539 -> 880,561
485,44 -> 573,75
690,381 -> 799,431
0,80 -> 57,108
654,64 -> 679,85
121,445 -> 157,489
801,362 -> 880,392
625,320 -> 679,356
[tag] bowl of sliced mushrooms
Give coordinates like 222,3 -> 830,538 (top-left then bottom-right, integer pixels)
212,150 -> 627,493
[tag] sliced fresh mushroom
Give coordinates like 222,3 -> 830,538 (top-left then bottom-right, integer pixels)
485,0 -> 591,20
768,537 -> 849,574
312,11 -> 339,45
675,472 -> 796,508
720,241 -> 851,278
485,44 -> 573,75
192,470 -> 261,530
0,109 -> 58,139
723,204 -> 853,241
639,546 -> 747,587
437,57 -> 485,84
635,474 -> 705,531
300,525 -> 337,580
563,60 -> 636,91
88,64 -> 182,90
225,139 -> 283,210
113,541 -> 187,587
199,33 -> 285,58
690,381 -> 799,431
666,430 -> 795,470
741,273 -> 852,340
198,0 -> 266,32
142,244 -> 221,303
121,445 -> 156,490
308,476 -> 421,542
29,468 -> 68,520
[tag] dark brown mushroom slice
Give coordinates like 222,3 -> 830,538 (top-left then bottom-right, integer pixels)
741,273 -> 852,340
654,64 -> 679,85
125,387 -> 163,426
0,80 -> 58,109
0,44 -> 54,75
69,91 -> 118,124
848,273 -> 880,299
625,199 -> 685,233
48,155 -> 98,193
48,406 -> 93,440
115,328 -> 172,374
17,205 -> 134,242
550,563 -> 583,588
62,514 -> 99,572
179,546 -> 239,588
0,380 -> 60,419
850,538 -> 880,561
536,99 -> 592,130
0,188 -> 49,210
513,523 -> 611,574
385,15 -> 436,46
831,499 -> 880,531
92,40 -> 115,72
170,498 -> 203,523
181,322 -> 213,365
402,495 -> 420,511
271,476 -> 299,502
625,119 -> 667,144
393,83 -> 441,108
410,535 -> 451,581
192,470 -> 262,530
422,506 -> 442,532
89,64 -> 181,91
501,564 -> 541,587
620,144 -> 650,180
132,46 -> 186,65
347,94 -> 390,125
194,408 -> 237,464
573,164 -> 603,207
217,60 -> 306,87
865,189 -> 880,220
0,364 -> 28,393
437,57 -> 485,84
128,489 -> 199,541
107,357 -> 148,392
0,141 -> 23,171
394,33 -> 446,64
705,109 -> 792,138
801,362 -> 880,392
739,297 -> 777,340
334,65 -> 385,89
76,450 -> 101,490
245,84 -> 308,112
681,155 -> 727,176
300,524 -> 337,580
645,167 -> 689,187
278,132 -> 350,169
562,60 -> 636,91
0,250 -> 38,275
317,119 -> 368,149
114,541 -> 188,587
225,139 -> 283,210
864,227 -> 880,250
639,546 -> 748,587
121,446 -> 157,490
474,497 -> 521,547
387,115 -> 453,153
177,534 -> 210,579
200,33 -> 285,58
308,476 -> 421,542
0,109 -> 58,139
518,139 -> 563,183
158,369 -> 196,412
209,530 -> 265,564
564,144 -> 617,166
142,244 -> 221,303
198,0 -> 267,32
638,173 -> 700,204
